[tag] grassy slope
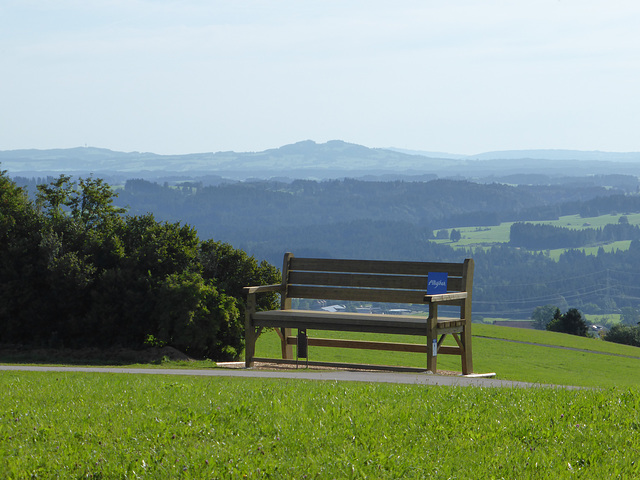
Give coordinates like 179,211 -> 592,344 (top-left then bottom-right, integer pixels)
254,323 -> 640,388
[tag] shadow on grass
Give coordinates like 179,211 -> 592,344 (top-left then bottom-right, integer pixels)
0,345 -> 217,368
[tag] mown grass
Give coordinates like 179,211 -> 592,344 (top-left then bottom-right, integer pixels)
0,348 -> 219,370
253,323 -> 640,388
3,371 -> 640,479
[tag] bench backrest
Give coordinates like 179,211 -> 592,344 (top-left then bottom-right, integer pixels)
280,253 -> 474,310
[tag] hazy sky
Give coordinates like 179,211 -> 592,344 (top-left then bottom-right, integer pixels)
3,1 -> 640,155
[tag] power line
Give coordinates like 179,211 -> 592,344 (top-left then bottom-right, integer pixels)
474,286 -> 610,306
479,269 -> 609,288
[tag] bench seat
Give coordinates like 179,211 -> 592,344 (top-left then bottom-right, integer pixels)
252,309 -> 466,336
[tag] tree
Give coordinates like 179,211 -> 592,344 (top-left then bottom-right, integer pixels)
0,169 -> 47,343
35,174 -> 74,221
152,272 -> 241,360
531,305 -> 559,330
118,214 -> 200,278
450,229 -> 461,242
620,307 -> 640,326
198,240 -> 281,321
36,174 -> 125,231
546,308 -> 588,337
71,177 -> 126,230
85,214 -> 202,349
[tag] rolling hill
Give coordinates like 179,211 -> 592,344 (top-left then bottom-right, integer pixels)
3,140 -> 640,181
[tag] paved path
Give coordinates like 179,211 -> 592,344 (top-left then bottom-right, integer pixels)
0,365 -> 567,388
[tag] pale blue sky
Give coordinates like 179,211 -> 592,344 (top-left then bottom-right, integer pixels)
2,1 -> 640,155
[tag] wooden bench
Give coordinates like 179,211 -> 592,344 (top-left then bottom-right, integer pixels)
244,253 -> 474,374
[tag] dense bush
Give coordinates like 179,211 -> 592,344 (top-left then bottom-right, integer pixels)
603,324 -> 640,347
0,172 -> 280,359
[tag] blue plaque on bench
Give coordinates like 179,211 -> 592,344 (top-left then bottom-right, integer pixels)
427,272 -> 448,294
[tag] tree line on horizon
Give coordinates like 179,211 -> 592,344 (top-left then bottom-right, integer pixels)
510,218 -> 640,250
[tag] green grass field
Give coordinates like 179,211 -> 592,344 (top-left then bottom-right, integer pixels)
3,370 -> 640,478
4,324 -> 640,478
433,212 -> 640,258
583,313 -> 622,326
252,323 -> 640,388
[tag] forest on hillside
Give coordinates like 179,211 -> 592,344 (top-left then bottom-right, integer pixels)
12,174 -> 640,320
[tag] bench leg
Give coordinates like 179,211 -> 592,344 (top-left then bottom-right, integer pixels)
245,295 -> 256,368
461,324 -> 473,375
427,306 -> 438,373
245,323 -> 256,368
279,328 -> 294,360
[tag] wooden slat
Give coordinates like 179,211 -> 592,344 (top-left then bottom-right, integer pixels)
443,277 -> 463,291
288,272 -> 463,293
290,257 -> 465,276
437,319 -> 466,328
253,309 -> 428,335
438,346 -> 463,355
424,292 -> 468,303
244,284 -> 282,294
285,336 -> 428,353
252,309 -> 465,335
287,285 -> 428,304
288,271 -> 429,290
437,325 -> 466,335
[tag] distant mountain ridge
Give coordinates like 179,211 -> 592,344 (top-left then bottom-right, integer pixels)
2,140 -> 640,181
470,149 -> 640,162
389,147 -> 640,162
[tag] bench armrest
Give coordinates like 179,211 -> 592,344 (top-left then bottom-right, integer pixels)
424,292 -> 468,303
244,284 -> 284,295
